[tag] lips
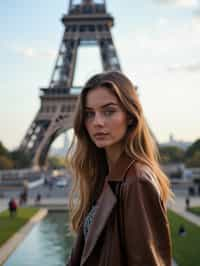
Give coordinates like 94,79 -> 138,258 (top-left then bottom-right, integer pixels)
94,133 -> 109,139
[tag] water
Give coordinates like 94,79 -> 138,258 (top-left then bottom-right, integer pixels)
4,211 -> 74,266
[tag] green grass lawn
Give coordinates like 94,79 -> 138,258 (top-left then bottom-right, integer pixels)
187,206 -> 200,216
0,207 -> 39,247
168,209 -> 200,266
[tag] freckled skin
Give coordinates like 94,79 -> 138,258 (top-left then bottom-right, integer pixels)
84,86 -> 128,155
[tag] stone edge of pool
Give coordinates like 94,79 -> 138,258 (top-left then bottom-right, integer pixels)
0,208 -> 48,265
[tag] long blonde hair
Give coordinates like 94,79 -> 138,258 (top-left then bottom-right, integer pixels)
67,71 -> 173,234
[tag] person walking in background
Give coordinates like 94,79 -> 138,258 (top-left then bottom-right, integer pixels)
19,189 -> 28,206
185,196 -> 190,210
66,71 -> 173,266
8,197 -> 17,217
35,192 -> 41,204
178,224 -> 186,237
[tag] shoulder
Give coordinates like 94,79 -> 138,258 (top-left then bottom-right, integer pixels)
124,161 -> 161,199
120,161 -> 167,215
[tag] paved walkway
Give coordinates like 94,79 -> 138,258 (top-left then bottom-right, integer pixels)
2,195 -> 200,225
0,198 -> 8,212
0,197 -> 68,213
168,196 -> 200,226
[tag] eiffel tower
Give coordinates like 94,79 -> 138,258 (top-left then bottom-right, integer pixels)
19,0 -> 121,168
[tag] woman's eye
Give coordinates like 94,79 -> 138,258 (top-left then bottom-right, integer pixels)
85,111 -> 94,119
104,109 -> 115,116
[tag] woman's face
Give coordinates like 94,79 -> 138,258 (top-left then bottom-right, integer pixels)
84,86 -> 128,151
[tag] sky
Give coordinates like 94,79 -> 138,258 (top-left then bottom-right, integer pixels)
0,0 -> 200,150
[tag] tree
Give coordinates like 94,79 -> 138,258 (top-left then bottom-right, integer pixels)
0,155 -> 14,169
0,141 -> 9,157
10,150 -> 32,169
47,156 -> 65,169
185,139 -> 200,159
185,151 -> 200,168
159,146 -> 185,164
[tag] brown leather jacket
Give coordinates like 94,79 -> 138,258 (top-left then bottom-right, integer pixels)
67,154 -> 172,266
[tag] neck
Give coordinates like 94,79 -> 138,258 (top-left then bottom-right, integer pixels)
105,143 -> 123,173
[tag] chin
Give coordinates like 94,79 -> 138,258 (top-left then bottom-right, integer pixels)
94,141 -> 110,148
95,143 -> 107,148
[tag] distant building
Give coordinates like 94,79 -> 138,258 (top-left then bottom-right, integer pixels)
161,163 -> 185,179
49,132 -> 71,157
161,162 -> 200,181
183,167 -> 200,180
159,134 -> 192,150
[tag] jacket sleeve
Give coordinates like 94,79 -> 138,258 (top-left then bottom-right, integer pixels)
66,225 -> 85,266
120,175 -> 172,266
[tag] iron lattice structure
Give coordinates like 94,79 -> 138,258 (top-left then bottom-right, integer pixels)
20,0 -> 121,167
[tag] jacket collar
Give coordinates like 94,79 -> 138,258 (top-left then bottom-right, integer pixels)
80,153 -> 136,266
106,152 -> 136,182
80,183 -> 116,266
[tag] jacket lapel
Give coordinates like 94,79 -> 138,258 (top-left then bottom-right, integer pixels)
80,182 -> 117,266
80,153 -> 136,266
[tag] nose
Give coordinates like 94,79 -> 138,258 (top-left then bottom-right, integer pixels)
93,112 -> 105,126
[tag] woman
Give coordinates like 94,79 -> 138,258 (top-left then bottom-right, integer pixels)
66,71 -> 173,266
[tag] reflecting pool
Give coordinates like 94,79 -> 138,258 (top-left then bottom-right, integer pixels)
4,211 -> 74,266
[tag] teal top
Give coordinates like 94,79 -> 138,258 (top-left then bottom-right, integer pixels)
83,203 -> 98,239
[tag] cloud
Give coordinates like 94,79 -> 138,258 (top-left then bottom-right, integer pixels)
156,0 -> 199,8
22,48 -> 35,57
175,0 -> 199,8
14,47 -> 57,59
193,8 -> 200,18
168,61 -> 200,72
158,17 -> 169,26
191,14 -> 200,31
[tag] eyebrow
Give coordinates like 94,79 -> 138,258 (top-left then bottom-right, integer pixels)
85,103 -> 119,109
